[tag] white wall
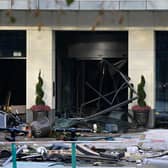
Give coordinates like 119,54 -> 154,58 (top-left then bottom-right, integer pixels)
27,29 -> 55,109
129,30 -> 155,109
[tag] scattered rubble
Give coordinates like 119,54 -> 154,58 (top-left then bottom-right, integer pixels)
0,129 -> 168,167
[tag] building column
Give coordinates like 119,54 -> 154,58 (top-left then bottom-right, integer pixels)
129,29 -> 155,127
26,29 -> 55,123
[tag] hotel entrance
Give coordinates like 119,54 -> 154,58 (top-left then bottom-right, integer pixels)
56,31 -> 128,119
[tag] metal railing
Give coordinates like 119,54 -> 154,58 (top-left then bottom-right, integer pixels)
0,0 -> 167,10
1,139 -> 166,168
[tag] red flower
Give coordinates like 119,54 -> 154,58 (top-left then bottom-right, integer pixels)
30,105 -> 51,112
132,105 -> 151,112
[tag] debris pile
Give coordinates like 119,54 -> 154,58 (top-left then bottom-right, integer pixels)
0,129 -> 168,167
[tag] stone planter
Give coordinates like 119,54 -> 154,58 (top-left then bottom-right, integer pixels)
133,110 -> 149,127
33,111 -> 48,121
26,109 -> 55,125
31,117 -> 51,138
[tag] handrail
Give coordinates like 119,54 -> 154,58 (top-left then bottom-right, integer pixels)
0,139 -> 166,145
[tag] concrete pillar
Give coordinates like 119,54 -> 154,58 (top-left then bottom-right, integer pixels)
26,29 -> 55,123
129,29 -> 155,127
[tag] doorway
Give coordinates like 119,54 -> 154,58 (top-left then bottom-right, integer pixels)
56,31 -> 128,118
156,31 -> 168,123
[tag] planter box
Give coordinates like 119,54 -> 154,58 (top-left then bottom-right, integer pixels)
26,109 -> 55,125
133,110 -> 149,127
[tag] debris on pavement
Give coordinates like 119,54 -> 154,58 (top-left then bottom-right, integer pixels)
0,129 -> 168,167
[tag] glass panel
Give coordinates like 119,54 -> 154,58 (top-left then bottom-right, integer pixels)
0,31 -> 26,57
156,32 -> 168,113
0,59 -> 26,105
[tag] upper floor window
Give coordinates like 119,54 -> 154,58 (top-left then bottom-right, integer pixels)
0,31 -> 26,58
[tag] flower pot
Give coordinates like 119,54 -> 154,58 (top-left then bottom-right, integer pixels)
33,111 -> 48,121
31,117 -> 51,138
133,110 -> 149,127
31,105 -> 51,121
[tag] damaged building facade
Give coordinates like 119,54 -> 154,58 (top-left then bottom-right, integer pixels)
1,0 -> 168,127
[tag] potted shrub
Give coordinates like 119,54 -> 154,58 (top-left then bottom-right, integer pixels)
30,70 -> 51,120
132,75 -> 151,127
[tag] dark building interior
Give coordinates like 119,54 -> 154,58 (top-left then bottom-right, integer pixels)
0,31 -> 26,106
56,31 -> 128,119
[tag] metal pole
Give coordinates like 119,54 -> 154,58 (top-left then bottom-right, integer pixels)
2,145 -> 25,167
71,142 -> 76,168
11,143 -> 17,168
86,82 -> 112,105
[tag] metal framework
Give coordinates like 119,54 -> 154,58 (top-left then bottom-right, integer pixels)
79,59 -> 138,121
